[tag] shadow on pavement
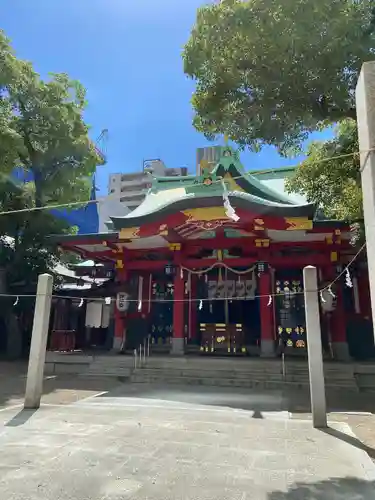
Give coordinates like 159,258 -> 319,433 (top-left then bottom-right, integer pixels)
0,365 -> 121,409
268,477 -> 374,499
320,427 -> 375,460
96,381 -> 375,416
1,359 -> 375,417
6,408 -> 37,427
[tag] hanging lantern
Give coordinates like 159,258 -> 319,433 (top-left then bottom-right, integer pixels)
257,262 -> 268,274
116,292 -> 129,312
165,264 -> 176,276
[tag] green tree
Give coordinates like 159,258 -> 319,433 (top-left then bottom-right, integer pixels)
183,0 -> 375,153
0,178 -> 76,358
286,119 -> 362,221
0,29 -> 102,207
0,30 -> 102,357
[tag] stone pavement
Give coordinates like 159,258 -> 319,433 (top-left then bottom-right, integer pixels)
0,362 -> 120,408
0,384 -> 374,499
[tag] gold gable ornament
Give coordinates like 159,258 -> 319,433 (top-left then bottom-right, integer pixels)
285,218 -> 313,231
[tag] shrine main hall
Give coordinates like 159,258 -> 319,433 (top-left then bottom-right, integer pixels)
54,147 -> 373,361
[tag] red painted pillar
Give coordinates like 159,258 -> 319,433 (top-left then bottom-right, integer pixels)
189,274 -> 198,341
113,269 -> 127,351
172,267 -> 185,355
259,270 -> 274,356
140,273 -> 152,316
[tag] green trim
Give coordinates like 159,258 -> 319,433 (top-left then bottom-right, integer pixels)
209,147 -> 297,205
109,147 -> 314,224
111,191 -> 316,230
48,232 -> 117,243
150,174 -> 197,192
250,165 -> 297,176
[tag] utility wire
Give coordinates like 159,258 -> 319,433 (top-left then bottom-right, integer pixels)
4,241 -> 366,303
0,148 -> 369,217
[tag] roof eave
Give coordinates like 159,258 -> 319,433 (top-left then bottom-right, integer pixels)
110,195 -> 316,230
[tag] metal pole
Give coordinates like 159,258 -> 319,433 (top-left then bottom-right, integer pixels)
147,335 -> 150,357
139,344 -> 143,366
144,338 -> 147,362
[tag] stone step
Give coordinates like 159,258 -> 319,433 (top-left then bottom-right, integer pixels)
134,368 -> 283,380
135,368 -> 283,378
130,372 -> 358,391
132,364 -> 353,378
130,367 -> 357,389
86,361 -> 355,380
130,373 -> 294,389
144,362 -> 284,372
82,356 -> 358,390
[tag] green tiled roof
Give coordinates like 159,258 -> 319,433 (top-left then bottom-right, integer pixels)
109,147 -> 315,229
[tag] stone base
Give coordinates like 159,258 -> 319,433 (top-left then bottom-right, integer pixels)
112,336 -> 123,351
260,339 -> 276,357
332,341 -> 351,361
170,337 -> 185,356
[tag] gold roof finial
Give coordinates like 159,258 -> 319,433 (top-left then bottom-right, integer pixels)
224,134 -> 229,145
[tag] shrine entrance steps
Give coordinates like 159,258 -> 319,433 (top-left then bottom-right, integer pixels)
45,352 -> 375,392
130,357 -> 358,391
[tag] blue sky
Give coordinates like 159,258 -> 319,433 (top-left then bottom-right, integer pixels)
2,0 -> 330,195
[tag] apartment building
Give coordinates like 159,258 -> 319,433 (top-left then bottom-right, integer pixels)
108,159 -> 188,210
196,146 -> 222,175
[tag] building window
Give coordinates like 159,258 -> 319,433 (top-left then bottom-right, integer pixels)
121,173 -> 143,182
120,195 -> 145,204
110,189 -> 115,194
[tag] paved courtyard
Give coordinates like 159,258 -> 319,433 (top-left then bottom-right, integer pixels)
0,382 -> 374,499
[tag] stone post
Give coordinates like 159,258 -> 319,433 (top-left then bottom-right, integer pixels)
24,274 -> 53,410
303,266 -> 327,428
356,62 -> 375,342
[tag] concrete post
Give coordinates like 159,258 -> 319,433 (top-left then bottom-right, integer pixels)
356,62 -> 375,342
24,274 -> 53,410
303,266 -> 327,429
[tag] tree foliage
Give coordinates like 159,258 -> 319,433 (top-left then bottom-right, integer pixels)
0,29 -> 102,207
286,119 -> 362,221
0,30 -> 101,357
183,0 -> 375,153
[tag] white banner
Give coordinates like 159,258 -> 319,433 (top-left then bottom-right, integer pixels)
85,302 -> 102,328
235,280 -> 245,298
226,280 -> 235,298
245,274 -> 256,299
206,272 -> 256,300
